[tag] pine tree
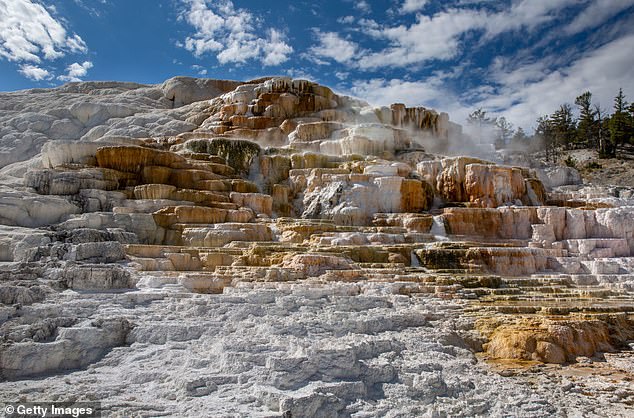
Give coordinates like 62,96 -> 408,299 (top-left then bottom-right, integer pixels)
628,102 -> 634,146
608,88 -> 629,154
535,115 -> 557,162
494,116 -> 513,149
511,127 -> 528,143
551,104 -> 576,150
509,127 -> 531,151
574,91 -> 595,148
595,104 -> 612,158
467,108 -> 496,145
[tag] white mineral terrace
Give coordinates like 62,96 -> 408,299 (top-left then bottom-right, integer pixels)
0,77 -> 633,417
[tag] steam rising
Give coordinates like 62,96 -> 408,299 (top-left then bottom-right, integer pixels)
187,77 -> 544,176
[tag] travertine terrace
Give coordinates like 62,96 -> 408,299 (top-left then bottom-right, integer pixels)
1,77 -> 634,417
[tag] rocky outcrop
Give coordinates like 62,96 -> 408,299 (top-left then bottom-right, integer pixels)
417,157 -> 545,207
292,161 -> 434,226
230,192 -> 272,216
281,253 -> 357,277
96,146 -> 188,173
442,207 -> 537,239
160,77 -> 242,107
415,244 -> 550,276
0,186 -> 80,227
0,318 -> 132,379
478,315 -> 634,364
0,77 -> 228,168
182,223 -> 272,247
319,124 -> 411,156
180,137 -> 261,174
538,166 -> 582,188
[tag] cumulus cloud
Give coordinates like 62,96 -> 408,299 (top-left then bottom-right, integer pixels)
0,0 -> 87,63
0,0 -> 90,82
401,0 -> 428,13
262,29 -> 294,66
338,15 -> 355,24
18,64 -> 51,81
180,0 -> 293,66
354,1 -> 371,14
191,64 -> 208,75
58,60 -> 93,82
308,31 -> 358,65
357,9 -> 487,69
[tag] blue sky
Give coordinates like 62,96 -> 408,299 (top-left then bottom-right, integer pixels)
1,0 -> 633,131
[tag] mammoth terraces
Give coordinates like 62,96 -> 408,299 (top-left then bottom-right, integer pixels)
1,77 -> 634,417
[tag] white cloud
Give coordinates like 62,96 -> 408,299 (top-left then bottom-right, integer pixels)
73,0 -> 110,17
488,56 -> 552,87
180,0 -> 293,66
475,33 -> 634,130
18,64 -> 51,81
344,30 -> 634,132
483,0 -> 583,37
308,31 -> 358,65
564,0 -> 634,35
285,68 -> 317,81
349,78 -> 447,106
355,1 -> 371,14
357,9 -> 487,69
58,60 -> 93,82
262,29 -> 294,66
338,15 -> 355,24
191,64 -> 208,75
333,1 -> 588,70
0,0 -> 87,63
300,53 -> 329,66
346,75 -> 468,121
401,0 -> 428,13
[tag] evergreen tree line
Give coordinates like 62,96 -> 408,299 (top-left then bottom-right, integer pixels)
467,88 -> 634,161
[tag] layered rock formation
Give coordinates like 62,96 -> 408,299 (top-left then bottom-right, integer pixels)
1,76 -> 633,416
